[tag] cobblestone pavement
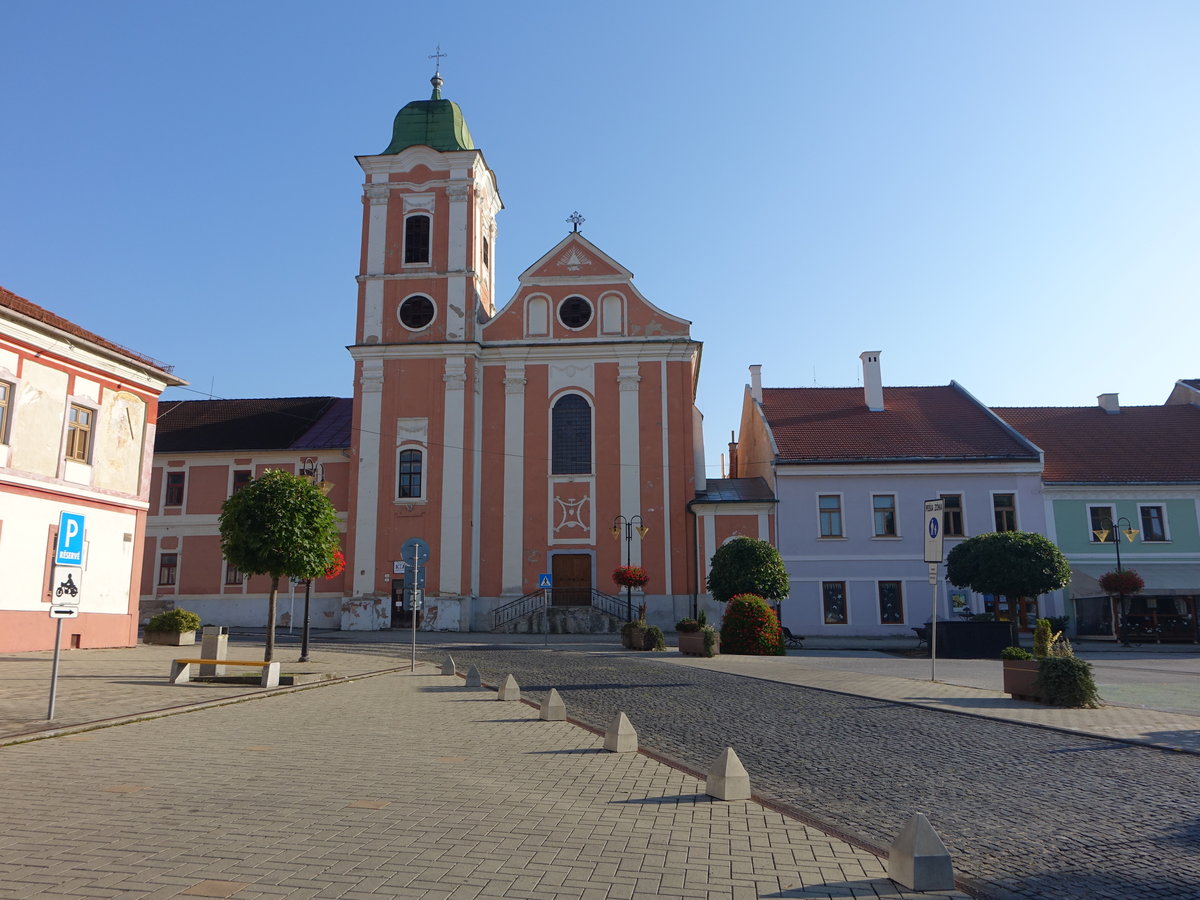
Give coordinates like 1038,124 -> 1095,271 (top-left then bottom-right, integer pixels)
0,666 -> 966,900
427,646 -> 1200,900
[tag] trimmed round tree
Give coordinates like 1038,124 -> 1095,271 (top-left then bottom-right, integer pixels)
720,593 -> 784,655
706,537 -> 789,606
946,531 -> 1071,641
219,469 -> 341,661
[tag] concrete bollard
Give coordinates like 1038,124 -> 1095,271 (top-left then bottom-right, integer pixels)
603,711 -> 638,752
497,674 -> 521,701
464,665 -> 482,688
886,812 -> 955,891
440,655 -> 456,676
540,688 -> 566,721
706,747 -> 751,800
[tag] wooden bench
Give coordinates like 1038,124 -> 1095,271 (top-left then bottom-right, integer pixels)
912,626 -> 930,649
169,658 -> 280,687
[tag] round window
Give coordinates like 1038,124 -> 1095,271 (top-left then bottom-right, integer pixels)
398,295 -> 435,330
559,295 -> 592,329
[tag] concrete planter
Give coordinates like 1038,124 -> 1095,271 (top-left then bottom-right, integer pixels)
621,625 -> 658,650
1002,659 -> 1041,701
677,630 -> 720,657
144,630 -> 197,647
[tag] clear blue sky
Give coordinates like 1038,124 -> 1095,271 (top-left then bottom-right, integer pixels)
3,2 -> 1196,476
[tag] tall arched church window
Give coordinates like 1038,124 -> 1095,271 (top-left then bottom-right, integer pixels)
404,215 -> 431,265
552,394 -> 592,475
398,448 -> 424,499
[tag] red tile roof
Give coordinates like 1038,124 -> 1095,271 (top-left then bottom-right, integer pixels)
762,385 -> 1039,463
993,405 -> 1200,483
0,285 -> 178,378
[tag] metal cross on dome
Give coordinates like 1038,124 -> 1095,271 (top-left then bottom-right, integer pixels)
567,211 -> 585,233
429,44 -> 447,74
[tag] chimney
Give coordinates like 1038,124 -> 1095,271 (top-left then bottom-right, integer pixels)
728,432 -> 739,478
749,365 -> 763,403
1098,393 -> 1120,414
860,351 -> 884,411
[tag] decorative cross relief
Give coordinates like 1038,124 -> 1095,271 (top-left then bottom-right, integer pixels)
554,494 -> 591,535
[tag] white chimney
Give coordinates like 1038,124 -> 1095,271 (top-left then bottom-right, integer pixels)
1098,393 -> 1120,414
749,364 -> 763,403
860,351 -> 884,411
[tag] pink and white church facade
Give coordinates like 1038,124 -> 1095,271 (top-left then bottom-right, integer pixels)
142,74 -> 771,631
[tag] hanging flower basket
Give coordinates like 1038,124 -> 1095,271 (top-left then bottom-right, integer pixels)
323,548 -> 347,580
1099,569 -> 1143,596
612,565 -> 649,589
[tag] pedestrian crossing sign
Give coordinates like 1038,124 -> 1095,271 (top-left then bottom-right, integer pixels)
538,573 -> 552,589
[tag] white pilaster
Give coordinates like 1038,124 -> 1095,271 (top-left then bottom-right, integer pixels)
618,361 -> 642,566
362,186 -> 389,343
659,361 -> 673,593
439,358 -> 468,594
501,364 -> 526,594
352,359 -> 384,596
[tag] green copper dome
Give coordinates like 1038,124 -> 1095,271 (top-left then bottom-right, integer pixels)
381,74 -> 475,154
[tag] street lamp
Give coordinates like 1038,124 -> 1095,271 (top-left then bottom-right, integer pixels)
299,458 -> 334,662
1093,515 -> 1139,644
611,514 -> 648,621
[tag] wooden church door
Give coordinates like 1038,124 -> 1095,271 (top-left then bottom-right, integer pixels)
552,554 -> 592,606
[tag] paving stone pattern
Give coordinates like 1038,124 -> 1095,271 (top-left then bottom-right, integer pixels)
0,668 -> 964,900
442,647 -> 1200,900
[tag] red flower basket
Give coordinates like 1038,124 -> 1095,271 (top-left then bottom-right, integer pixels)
1099,569 -> 1143,596
612,565 -> 649,589
323,548 -> 347,580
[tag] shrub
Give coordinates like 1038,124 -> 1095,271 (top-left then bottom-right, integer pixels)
1035,657 -> 1101,708
675,618 -> 701,633
697,609 -> 708,626
706,538 -> 789,605
701,626 -> 718,657
1099,569 -> 1144,597
645,625 -> 666,651
146,608 -> 201,633
720,593 -> 784,655
1001,646 -> 1033,660
1033,618 -> 1053,658
1048,634 -> 1075,658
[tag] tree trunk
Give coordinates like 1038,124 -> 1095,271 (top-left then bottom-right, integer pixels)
266,575 -> 279,662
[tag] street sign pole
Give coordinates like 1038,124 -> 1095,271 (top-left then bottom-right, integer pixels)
47,617 -> 64,720
400,538 -> 431,672
924,499 -> 946,683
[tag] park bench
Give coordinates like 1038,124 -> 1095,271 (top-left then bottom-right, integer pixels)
169,658 -> 280,688
782,627 -> 805,649
912,626 -> 930,649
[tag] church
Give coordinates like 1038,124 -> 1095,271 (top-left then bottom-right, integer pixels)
142,72 -> 773,632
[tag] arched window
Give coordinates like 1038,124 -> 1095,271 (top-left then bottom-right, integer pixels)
404,215 -> 431,265
552,394 -> 591,475
398,448 -> 423,498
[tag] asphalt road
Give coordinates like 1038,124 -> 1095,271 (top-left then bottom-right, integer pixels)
387,644 -> 1200,900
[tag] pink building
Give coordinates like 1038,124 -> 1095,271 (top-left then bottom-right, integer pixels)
141,73 -> 771,632
0,287 -> 183,652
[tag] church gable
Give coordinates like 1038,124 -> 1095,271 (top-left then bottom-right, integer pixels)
521,234 -> 628,281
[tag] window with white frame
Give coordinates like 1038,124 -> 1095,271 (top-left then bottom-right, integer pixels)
1089,505 -> 1115,542
1140,505 -> 1168,542
0,380 -> 11,443
403,214 -> 431,265
551,394 -> 591,475
397,448 -> 424,499
941,494 -> 964,537
158,553 -> 178,586
822,581 -> 848,624
225,562 -> 244,585
993,493 -> 1017,532
872,494 -> 897,537
818,494 -> 843,537
164,471 -> 185,507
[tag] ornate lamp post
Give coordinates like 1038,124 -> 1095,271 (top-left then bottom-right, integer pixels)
611,514 -> 648,621
1093,515 -> 1139,644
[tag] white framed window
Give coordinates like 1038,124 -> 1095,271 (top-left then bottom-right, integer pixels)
398,294 -> 436,331
1139,504 -> 1169,542
397,445 -> 425,500
1088,504 -> 1115,542
817,494 -> 843,538
164,471 -> 186,507
992,492 -> 1017,532
0,380 -> 12,443
65,403 -> 95,463
403,213 -> 431,265
551,393 -> 592,475
557,295 -> 593,330
878,580 -> 904,625
822,581 -> 848,625
871,494 -> 898,537
940,494 -> 964,537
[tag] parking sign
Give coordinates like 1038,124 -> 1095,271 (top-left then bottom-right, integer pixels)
55,512 -> 86,566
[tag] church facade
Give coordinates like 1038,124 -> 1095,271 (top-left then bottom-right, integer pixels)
142,75 -> 769,632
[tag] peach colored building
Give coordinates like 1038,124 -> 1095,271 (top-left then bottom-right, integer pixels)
140,74 -> 771,632
0,287 -> 183,652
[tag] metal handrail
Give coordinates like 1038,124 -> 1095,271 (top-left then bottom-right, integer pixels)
589,589 -> 627,620
492,590 -> 548,628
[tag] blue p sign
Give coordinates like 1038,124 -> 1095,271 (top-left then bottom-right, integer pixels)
55,512 -> 86,566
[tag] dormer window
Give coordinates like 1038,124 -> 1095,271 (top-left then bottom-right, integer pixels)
404,214 -> 431,265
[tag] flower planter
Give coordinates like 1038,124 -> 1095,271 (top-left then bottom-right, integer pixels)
144,629 -> 197,647
677,631 -> 720,657
1002,659 -> 1042,702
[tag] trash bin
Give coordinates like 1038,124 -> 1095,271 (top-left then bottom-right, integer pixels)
199,626 -> 228,676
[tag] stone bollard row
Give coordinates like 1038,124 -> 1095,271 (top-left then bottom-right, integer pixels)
441,655 -> 456,676
497,674 -> 521,701
886,812 -> 955,891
